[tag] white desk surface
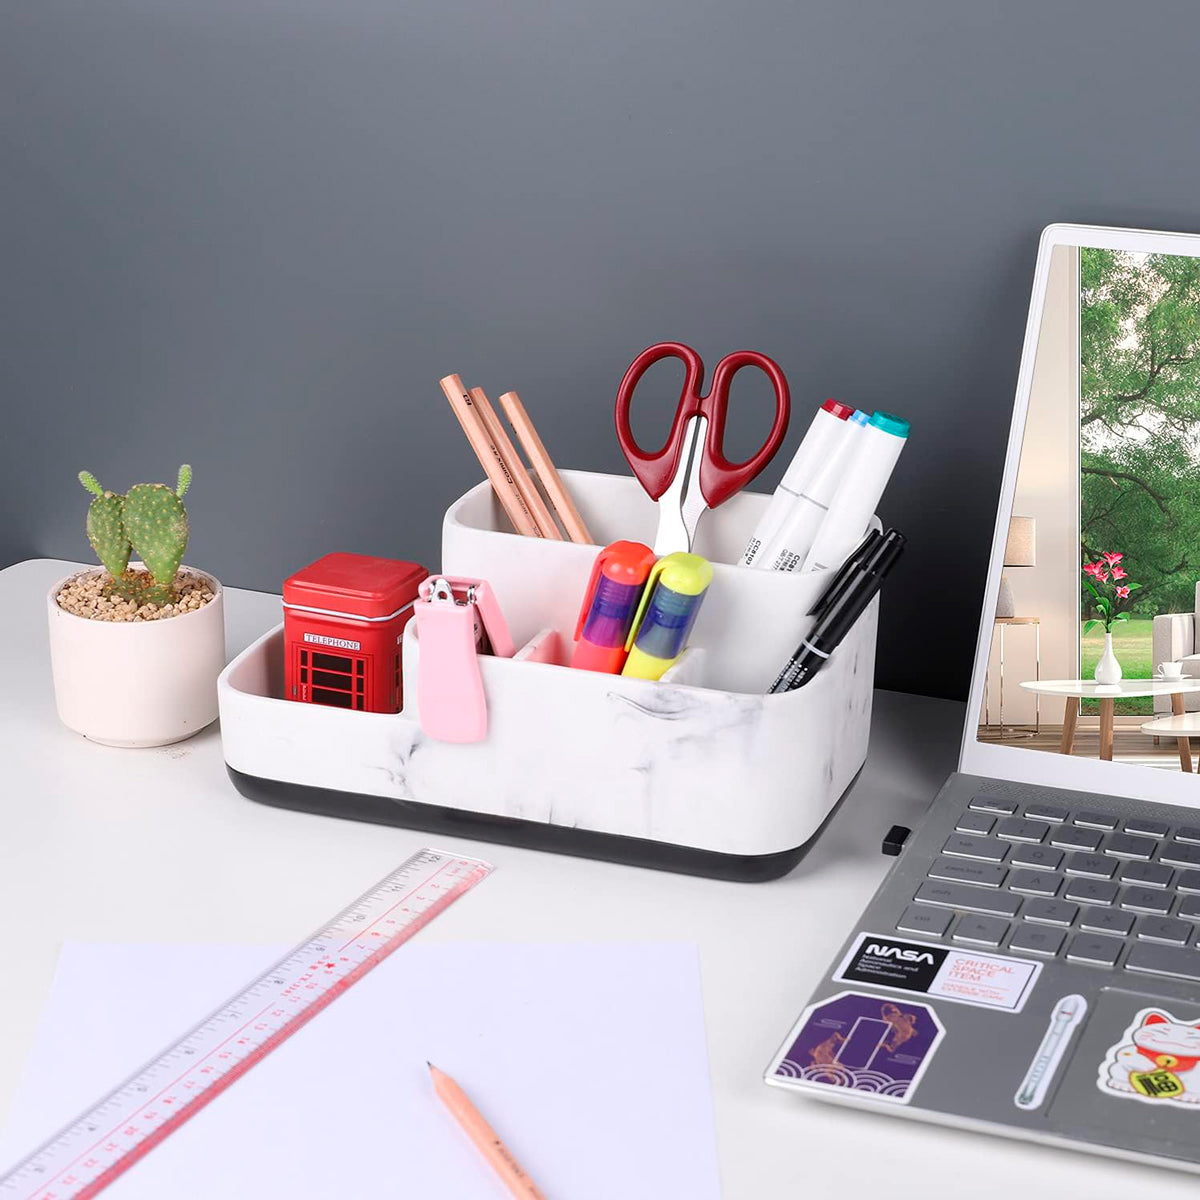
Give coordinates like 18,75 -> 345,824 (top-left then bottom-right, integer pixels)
2,557 -> 1195,1199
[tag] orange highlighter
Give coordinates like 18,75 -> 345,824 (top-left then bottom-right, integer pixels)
571,540 -> 657,673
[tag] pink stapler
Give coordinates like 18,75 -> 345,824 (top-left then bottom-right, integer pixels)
412,576 -> 514,743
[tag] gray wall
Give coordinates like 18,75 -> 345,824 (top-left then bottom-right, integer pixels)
4,0 -> 1200,700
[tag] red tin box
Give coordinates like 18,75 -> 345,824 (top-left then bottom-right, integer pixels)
282,553 -> 428,714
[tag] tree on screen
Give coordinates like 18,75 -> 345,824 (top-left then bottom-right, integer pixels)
1080,248 -> 1200,615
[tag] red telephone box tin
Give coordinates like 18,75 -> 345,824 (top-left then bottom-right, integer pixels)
282,553 -> 428,714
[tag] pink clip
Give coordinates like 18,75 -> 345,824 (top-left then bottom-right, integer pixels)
412,577 -> 513,743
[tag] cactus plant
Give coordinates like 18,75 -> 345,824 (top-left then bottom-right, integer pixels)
78,471 -> 131,580
77,465 -> 192,606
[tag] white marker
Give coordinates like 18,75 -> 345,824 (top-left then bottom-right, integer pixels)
755,412 -> 869,573
741,400 -> 860,567
1014,993 -> 1087,1111
802,411 -> 909,575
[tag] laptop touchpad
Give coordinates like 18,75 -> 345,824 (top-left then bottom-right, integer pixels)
1049,988 -> 1200,1157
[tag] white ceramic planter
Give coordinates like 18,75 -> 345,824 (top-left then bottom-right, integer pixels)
47,566 -> 226,747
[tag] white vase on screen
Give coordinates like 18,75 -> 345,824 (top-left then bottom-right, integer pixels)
1094,633 -> 1123,688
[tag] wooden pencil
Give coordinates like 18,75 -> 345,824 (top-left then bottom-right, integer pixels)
499,390 -> 594,545
428,1062 -> 548,1199
438,374 -> 541,537
469,386 -> 563,540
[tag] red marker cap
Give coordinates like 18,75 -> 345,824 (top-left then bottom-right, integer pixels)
821,399 -> 855,421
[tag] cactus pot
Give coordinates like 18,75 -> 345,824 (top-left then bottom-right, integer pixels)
46,565 -> 226,747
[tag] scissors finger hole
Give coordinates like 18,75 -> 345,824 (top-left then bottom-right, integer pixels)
623,356 -> 692,454
717,366 -> 785,464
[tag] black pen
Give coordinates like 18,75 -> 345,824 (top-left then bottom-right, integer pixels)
809,528 -> 882,621
769,529 -> 906,694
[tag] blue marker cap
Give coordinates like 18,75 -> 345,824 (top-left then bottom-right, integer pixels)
849,410 -> 870,426
870,411 -> 909,438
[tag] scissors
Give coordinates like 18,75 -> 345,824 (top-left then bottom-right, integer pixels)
614,341 -> 791,554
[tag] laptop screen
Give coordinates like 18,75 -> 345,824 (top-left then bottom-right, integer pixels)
962,226 -> 1200,807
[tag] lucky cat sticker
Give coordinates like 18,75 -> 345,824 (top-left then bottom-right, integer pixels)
1097,1006 -> 1200,1106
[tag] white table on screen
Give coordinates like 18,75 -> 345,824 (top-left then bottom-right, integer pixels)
3,558 -> 1199,1199
1020,677 -> 1200,764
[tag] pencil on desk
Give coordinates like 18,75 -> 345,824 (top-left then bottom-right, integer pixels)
499,390 -> 594,545
428,1062 -> 548,1199
469,386 -> 563,540
438,374 -> 541,537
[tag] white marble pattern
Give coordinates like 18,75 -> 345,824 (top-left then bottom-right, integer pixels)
218,594 -> 876,858
219,470 -> 880,858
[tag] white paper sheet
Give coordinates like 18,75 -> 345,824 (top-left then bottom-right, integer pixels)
0,941 -> 720,1198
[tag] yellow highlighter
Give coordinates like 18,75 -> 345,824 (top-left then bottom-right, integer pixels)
621,552 -> 713,681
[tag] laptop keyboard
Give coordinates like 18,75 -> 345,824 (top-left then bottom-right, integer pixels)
900,793 -> 1200,982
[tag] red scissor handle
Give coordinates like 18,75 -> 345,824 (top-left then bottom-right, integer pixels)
614,341 -> 791,507
700,349 -> 791,508
614,342 -> 706,501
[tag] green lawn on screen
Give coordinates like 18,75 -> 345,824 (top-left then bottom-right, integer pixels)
1080,616 -> 1155,715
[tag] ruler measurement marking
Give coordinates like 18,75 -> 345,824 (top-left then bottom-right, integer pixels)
1,851 -> 490,1200
48,858 -> 463,1190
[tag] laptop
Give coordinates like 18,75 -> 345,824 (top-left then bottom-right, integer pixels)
766,223 -> 1200,1173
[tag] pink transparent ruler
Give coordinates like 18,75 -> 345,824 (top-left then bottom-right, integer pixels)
0,847 -> 492,1200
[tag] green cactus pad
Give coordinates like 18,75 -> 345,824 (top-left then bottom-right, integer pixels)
123,482 -> 189,590
85,491 -> 131,579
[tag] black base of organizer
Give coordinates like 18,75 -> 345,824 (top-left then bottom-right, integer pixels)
227,765 -> 861,883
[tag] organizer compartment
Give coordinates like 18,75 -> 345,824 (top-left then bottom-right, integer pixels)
220,471 -> 881,881
444,469 -> 871,694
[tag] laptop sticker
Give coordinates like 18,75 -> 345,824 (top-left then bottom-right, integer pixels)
1014,993 -> 1087,1110
835,933 -> 1041,1012
1097,1006 -> 1200,1106
768,990 -> 944,1104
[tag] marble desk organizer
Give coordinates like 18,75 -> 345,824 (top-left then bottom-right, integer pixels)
219,471 -> 879,881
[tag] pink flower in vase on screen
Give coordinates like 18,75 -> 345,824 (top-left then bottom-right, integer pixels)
1111,565 -> 1127,579
1083,561 -> 1107,580
1102,551 -> 1124,567
1115,585 -> 1131,599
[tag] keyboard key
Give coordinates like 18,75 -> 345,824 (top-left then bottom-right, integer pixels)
1178,894 -> 1200,920
1177,870 -> 1200,895
1106,832 -> 1156,860
1175,825 -> 1200,845
1125,818 -> 1171,838
942,834 -> 1008,863
1067,933 -> 1124,967
1120,886 -> 1173,915
1080,907 -> 1134,936
1064,852 -> 1117,879
1120,861 -> 1175,888
953,915 -> 1010,947
970,795 -> 1017,815
1008,870 -> 1062,897
1050,826 -> 1103,852
1011,845 -> 1064,871
1009,924 -> 1066,957
1075,811 -> 1118,830
1064,878 -> 1119,906
1024,898 -> 1078,927
1025,803 -> 1070,823
997,817 -> 1050,843
1160,842 -> 1200,868
955,811 -> 996,836
1137,916 -> 1194,945
1127,942 -> 1200,982
914,881 -> 1021,917
897,905 -> 953,937
928,857 -> 1007,888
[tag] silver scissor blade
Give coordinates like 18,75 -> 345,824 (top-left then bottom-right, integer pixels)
652,415 -> 707,555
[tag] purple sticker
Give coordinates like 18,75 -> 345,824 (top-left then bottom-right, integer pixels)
768,990 -> 945,1104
